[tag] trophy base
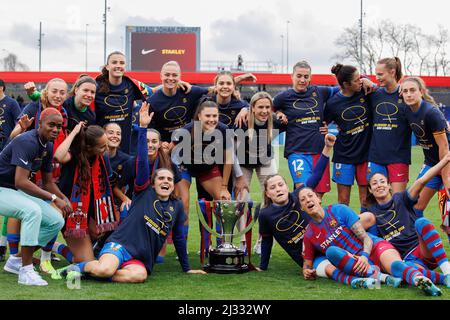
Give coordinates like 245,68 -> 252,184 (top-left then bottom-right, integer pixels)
203,248 -> 250,274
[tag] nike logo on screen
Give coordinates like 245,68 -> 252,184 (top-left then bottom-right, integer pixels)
141,49 -> 156,55
19,158 -> 29,165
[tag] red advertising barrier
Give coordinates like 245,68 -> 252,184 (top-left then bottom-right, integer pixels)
1,72 -> 450,87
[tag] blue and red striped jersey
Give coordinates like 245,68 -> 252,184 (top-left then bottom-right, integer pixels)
302,204 -> 380,261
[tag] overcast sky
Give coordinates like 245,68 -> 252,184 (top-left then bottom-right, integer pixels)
1,0 -> 449,73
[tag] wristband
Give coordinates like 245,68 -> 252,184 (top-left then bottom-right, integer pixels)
50,194 -> 58,202
361,252 -> 370,259
29,91 -> 41,101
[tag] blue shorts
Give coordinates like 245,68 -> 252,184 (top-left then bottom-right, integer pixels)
332,162 -> 368,186
367,162 -> 388,181
100,242 -> 133,266
313,255 -> 328,269
417,164 -> 443,190
288,153 -> 315,185
178,164 -> 192,183
287,153 -> 331,193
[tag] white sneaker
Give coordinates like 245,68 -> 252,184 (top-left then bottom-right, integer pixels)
253,243 -> 261,255
4,256 -> 22,275
18,266 -> 48,286
239,242 -> 247,253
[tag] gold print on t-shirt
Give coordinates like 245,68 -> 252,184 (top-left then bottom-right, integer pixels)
104,94 -> 129,114
275,210 -> 305,233
375,102 -> 398,124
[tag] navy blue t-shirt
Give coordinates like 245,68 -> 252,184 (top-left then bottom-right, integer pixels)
148,86 -> 209,142
119,156 -> 182,192
109,150 -> 131,189
129,103 -> 141,156
258,188 -> 310,269
257,154 -> 329,269
19,101 -> 68,131
106,188 -> 187,273
58,154 -> 112,201
273,86 -> 334,157
63,97 -> 96,132
0,129 -> 53,189
405,100 -> 450,166
18,101 -> 40,128
235,114 -> 285,168
325,91 -> 372,164
216,96 -> 249,128
108,125 -> 189,273
0,95 -> 21,151
369,87 -> 411,165
368,191 -> 420,258
95,77 -> 143,153
172,121 -> 233,177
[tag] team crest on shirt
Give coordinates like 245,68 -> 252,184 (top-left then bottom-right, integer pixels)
398,99 -> 403,104
296,171 -> 302,177
335,170 -> 341,177
183,98 -> 188,103
421,120 -> 424,125
124,89 -> 129,94
118,164 -> 123,171
312,92 -> 317,97
329,219 -> 337,227
360,98 -> 365,103
169,206 -> 174,212
42,151 -> 48,158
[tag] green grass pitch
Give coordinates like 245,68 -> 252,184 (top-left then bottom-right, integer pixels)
1,146 -> 449,300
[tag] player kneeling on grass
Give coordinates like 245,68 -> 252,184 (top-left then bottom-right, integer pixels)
300,188 -> 443,296
55,103 -> 206,282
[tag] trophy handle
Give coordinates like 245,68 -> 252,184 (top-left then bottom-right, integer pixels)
234,203 -> 261,237
196,201 -> 222,238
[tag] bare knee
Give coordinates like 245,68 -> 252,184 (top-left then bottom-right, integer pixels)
324,264 -> 336,278
117,268 -> 148,283
93,264 -> 117,278
359,212 -> 376,230
129,269 -> 147,283
338,193 -> 350,205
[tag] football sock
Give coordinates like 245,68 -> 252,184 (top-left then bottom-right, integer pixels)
413,208 -> 424,218
391,260 -> 423,286
7,233 -> 19,255
52,242 -> 74,263
410,263 -> 445,284
331,269 -> 358,285
415,217 -> 450,274
326,246 -> 374,277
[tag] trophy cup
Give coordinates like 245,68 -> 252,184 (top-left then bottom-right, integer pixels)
196,199 -> 260,274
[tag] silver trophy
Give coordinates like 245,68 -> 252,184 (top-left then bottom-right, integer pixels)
196,199 -> 260,273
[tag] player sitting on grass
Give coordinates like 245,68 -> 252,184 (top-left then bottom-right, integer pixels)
300,187 -> 442,296
360,152 -> 450,289
54,102 -> 206,282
